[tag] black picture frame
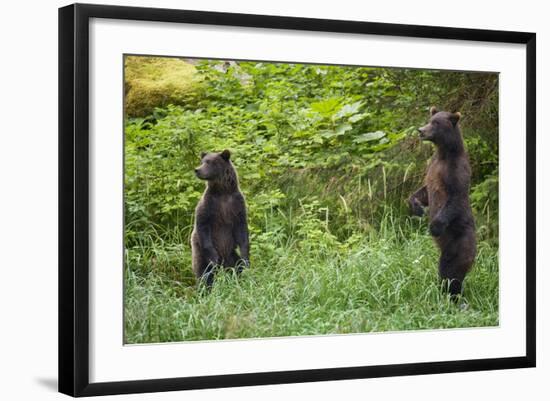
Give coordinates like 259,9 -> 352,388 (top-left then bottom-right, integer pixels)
59,3 -> 536,397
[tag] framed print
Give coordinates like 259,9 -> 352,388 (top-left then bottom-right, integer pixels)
58,3 -> 536,397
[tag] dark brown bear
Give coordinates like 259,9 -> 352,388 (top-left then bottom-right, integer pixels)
409,107 -> 476,298
191,150 -> 249,287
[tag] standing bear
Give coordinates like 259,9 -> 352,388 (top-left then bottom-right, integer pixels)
191,150 -> 249,287
409,107 -> 476,298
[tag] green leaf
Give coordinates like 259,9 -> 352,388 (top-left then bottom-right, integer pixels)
310,98 -> 342,116
320,124 -> 351,139
348,113 -> 368,123
335,101 -> 363,119
335,123 -> 352,136
312,136 -> 324,144
245,103 -> 259,112
354,131 -> 386,143
320,130 -> 336,138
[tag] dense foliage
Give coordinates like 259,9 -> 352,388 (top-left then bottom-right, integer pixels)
124,57 -> 499,343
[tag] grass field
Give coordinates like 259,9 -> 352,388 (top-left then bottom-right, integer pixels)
124,213 -> 499,344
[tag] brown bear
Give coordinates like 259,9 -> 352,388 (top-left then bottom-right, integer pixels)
191,150 -> 249,287
409,107 -> 476,298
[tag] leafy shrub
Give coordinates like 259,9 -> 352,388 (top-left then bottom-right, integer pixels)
125,59 -> 499,245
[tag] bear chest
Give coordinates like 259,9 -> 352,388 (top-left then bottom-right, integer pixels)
212,196 -> 239,226
425,161 -> 448,215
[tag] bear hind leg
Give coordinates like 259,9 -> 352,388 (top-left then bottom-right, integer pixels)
192,247 -> 216,288
200,264 -> 216,288
223,251 -> 245,274
438,255 -> 468,300
438,233 -> 476,301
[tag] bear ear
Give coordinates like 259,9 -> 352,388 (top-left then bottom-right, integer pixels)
200,152 -> 207,159
430,106 -> 438,116
449,111 -> 461,126
221,149 -> 231,161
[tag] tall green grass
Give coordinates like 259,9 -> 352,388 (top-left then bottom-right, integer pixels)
124,212 -> 498,344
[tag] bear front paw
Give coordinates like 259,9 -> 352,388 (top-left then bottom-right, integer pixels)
429,219 -> 446,237
410,202 -> 425,217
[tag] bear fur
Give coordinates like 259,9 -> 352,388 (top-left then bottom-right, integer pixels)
191,150 -> 249,287
409,107 -> 477,297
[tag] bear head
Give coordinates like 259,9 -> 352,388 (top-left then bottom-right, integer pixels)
418,106 -> 462,149
194,150 -> 232,181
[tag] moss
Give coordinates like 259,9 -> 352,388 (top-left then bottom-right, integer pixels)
124,56 -> 204,117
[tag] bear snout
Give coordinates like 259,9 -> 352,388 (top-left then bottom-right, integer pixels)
418,124 -> 432,140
